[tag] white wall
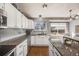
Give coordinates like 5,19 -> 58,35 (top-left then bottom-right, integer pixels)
69,19 -> 79,37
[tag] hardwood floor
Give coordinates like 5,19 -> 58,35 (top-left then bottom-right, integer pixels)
27,46 -> 49,56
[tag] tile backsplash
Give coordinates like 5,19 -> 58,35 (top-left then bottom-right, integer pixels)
0,28 -> 26,41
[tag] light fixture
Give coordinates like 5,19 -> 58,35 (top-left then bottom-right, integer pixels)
74,14 -> 79,19
42,3 -> 47,8
69,9 -> 79,21
69,9 -> 73,21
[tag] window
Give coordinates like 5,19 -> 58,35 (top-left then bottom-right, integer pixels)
50,23 -> 66,35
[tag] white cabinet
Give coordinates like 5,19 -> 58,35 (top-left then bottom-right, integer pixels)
31,20 -> 34,29
4,3 -> 27,28
28,20 -> 35,29
31,36 -> 36,45
4,3 -> 33,29
15,39 -> 27,56
22,15 -> 26,28
5,3 -> 17,28
23,40 -> 27,56
15,42 -> 24,56
25,18 -> 28,29
16,10 -> 22,28
28,20 -> 31,29
31,36 -> 49,46
21,15 -> 34,29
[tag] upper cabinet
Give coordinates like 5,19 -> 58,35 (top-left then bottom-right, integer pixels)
1,3 -> 35,29
28,19 -> 35,29
5,3 -> 17,28
16,9 -> 22,28
21,15 -> 35,29
21,15 -> 26,28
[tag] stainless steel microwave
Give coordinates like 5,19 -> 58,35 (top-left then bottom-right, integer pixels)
0,15 -> 7,26
0,9 -> 7,28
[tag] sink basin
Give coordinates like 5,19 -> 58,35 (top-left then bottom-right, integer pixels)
0,45 -> 16,56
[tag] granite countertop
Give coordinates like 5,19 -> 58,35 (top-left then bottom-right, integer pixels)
0,34 -> 27,56
52,43 -> 79,56
0,35 -> 27,45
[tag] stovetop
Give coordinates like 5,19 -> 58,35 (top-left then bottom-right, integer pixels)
0,45 -> 16,56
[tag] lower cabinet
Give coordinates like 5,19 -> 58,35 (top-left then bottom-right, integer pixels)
15,39 -> 27,56
31,36 -> 49,46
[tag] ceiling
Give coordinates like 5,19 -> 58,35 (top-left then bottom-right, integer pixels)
15,3 -> 79,19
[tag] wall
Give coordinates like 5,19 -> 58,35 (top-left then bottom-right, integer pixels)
0,28 -> 26,42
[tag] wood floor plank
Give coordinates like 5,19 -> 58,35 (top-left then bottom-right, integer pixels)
28,46 -> 49,56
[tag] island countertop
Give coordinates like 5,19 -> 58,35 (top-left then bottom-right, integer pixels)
53,44 -> 79,56
50,38 -> 79,56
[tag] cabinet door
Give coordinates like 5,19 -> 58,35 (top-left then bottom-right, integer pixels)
16,46 -> 23,56
23,44 -> 27,56
23,39 -> 27,56
23,16 -> 26,28
28,20 -> 35,29
28,20 -> 31,29
16,10 -> 22,28
25,18 -> 28,29
31,36 -> 36,45
31,20 -> 35,29
35,36 -> 48,45
5,4 -> 16,28
21,15 -> 25,28
35,36 -> 42,45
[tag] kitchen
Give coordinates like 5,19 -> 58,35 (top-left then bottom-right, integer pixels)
0,3 -> 79,56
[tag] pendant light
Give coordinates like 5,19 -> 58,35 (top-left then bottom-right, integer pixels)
42,3 -> 47,9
